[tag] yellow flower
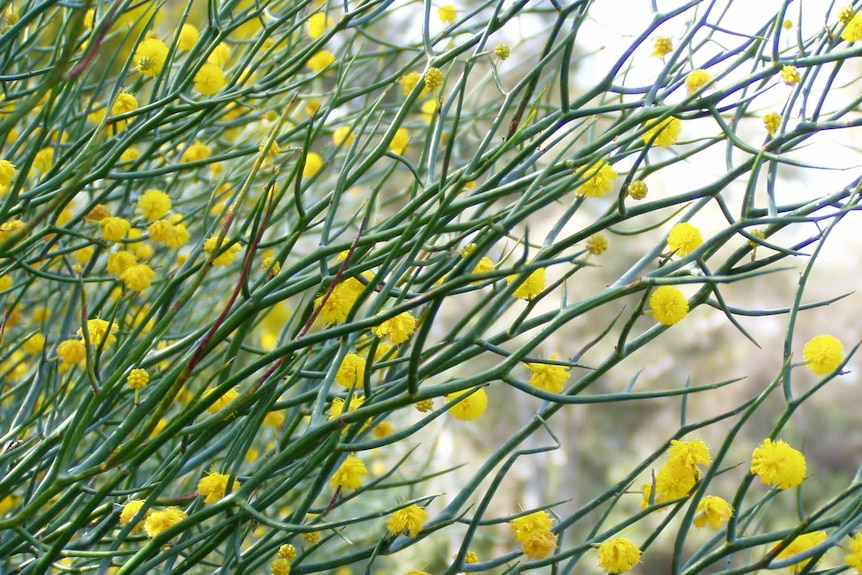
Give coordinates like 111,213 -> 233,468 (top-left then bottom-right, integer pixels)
78,318 -> 117,347
308,12 -> 333,39
685,69 -> 712,94
652,36 -> 672,57
438,4 -> 456,23
627,180 -> 647,200
667,439 -> 710,469
845,533 -> 862,573
494,43 -> 510,60
576,160 -> 617,198
122,263 -> 155,291
194,63 -> 226,96
780,65 -> 801,86
389,127 -> 410,155
99,216 -> 130,242
643,116 -> 680,147
333,126 -> 354,146
446,387 -> 487,421
387,504 -> 428,537
204,236 -> 241,266
198,470 -> 237,504
303,152 -> 324,178
57,338 -> 86,365
148,220 -> 189,248
840,6 -> 855,24
307,50 -> 336,72
181,139 -> 212,163
335,353 -> 366,388
693,495 -> 734,529
207,42 -> 231,66
32,148 -> 53,174
127,368 -> 149,390
272,558 -> 291,575
424,67 -> 444,90
372,311 -> 416,345
641,457 -> 698,506
109,92 -> 138,131
278,544 -> 297,560
138,189 -> 171,221
0,159 -> 15,193
119,499 -> 149,530
507,267 -> 545,300
843,12 -> 862,42
106,251 -> 136,276
178,23 -> 198,51
399,72 -> 422,95
649,286 -> 688,325
144,506 -> 187,538
22,332 -> 45,355
776,531 -> 827,574
763,112 -> 782,136
802,334 -> 843,375
331,454 -> 366,490
315,277 -> 364,323
667,222 -> 703,256
415,398 -> 433,412
510,510 -> 553,543
204,386 -> 240,413
521,529 -> 557,559
133,38 -> 169,77
586,234 -> 608,255
750,438 -> 807,489
525,357 -> 569,393
597,537 -> 641,574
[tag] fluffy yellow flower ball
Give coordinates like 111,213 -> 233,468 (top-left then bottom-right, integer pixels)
194,63 -> 226,96
133,38 -> 169,77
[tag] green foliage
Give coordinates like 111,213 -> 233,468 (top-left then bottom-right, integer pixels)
0,0 -> 861,574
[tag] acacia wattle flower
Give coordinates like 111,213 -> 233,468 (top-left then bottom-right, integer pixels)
78,318 -> 117,347
667,439 -> 711,469
372,311 -> 416,345
643,116 -> 681,147
641,457 -> 697,507
119,499 -> 149,530
57,338 -> 86,366
335,353 -> 366,388
843,12 -> 862,42
586,234 -> 608,255
693,495 -> 734,529
389,127 -> 410,154
194,63 -> 226,95
686,69 -> 712,94
99,216 -> 130,242
308,12 -> 333,38
649,286 -> 689,325
316,278 -> 364,324
138,189 -> 171,221
576,160 -> 617,198
331,454 -> 366,490
0,159 -> 15,193
438,4 -> 456,23
802,334 -> 843,375
197,470 -> 237,504
667,222 -> 703,256
763,112 -> 782,136
107,250 -> 137,276
122,263 -> 155,291
510,510 -> 553,542
387,504 -> 428,537
521,529 -> 557,559
303,152 -> 324,178
204,236 -> 241,266
178,23 -> 198,51
780,65 -> 801,86
846,533 -> 862,573
507,267 -> 545,300
652,36 -> 672,57
271,559 -> 291,575
750,438 -> 807,489
144,506 -> 187,538
204,386 -> 240,413
597,537 -> 641,574
307,50 -> 336,72
776,531 -> 827,573
133,38 -> 169,77
525,357 -> 569,393
446,387 -> 488,420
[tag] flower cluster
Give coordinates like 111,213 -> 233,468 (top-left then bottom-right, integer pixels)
510,510 -> 557,560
